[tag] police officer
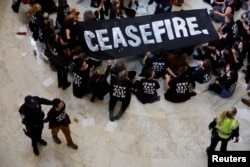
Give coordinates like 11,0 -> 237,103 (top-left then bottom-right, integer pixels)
206,107 -> 240,153
19,95 -> 53,155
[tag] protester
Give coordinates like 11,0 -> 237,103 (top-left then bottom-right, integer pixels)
44,98 -> 78,149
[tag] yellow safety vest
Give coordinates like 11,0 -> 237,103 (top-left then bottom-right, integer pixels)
216,116 -> 239,139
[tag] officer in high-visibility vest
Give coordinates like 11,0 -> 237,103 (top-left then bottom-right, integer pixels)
206,107 -> 240,153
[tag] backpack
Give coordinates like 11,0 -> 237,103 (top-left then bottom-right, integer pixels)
12,0 -> 22,13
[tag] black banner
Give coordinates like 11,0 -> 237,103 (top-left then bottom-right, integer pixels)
208,151 -> 250,167
78,9 -> 219,60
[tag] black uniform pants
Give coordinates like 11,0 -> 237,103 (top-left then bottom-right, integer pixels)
27,125 -> 44,148
207,132 -> 230,152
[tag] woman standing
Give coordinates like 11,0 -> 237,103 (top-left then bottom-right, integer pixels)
206,107 -> 239,153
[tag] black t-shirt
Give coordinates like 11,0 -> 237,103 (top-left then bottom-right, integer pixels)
145,56 -> 168,77
168,76 -> 191,94
72,67 -> 90,95
136,78 -> 160,103
138,78 -> 160,96
45,108 -> 71,129
189,66 -> 212,84
110,75 -> 133,100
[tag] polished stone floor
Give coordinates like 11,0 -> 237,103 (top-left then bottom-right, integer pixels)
0,0 -> 250,167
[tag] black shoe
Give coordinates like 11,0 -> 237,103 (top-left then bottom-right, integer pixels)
33,147 -> 39,156
38,139 -> 47,146
53,136 -> 61,144
109,111 -> 114,121
62,82 -> 71,90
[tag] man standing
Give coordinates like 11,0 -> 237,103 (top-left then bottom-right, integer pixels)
19,95 -> 53,156
44,98 -> 78,149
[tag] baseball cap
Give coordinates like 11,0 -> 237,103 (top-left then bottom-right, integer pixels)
24,95 -> 38,107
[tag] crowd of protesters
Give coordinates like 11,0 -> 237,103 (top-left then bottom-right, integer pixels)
12,0 -> 250,122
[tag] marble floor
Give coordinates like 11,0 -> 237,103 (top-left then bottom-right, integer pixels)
0,0 -> 250,167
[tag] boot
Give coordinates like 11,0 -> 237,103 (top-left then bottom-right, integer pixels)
109,111 -> 114,121
53,136 -> 61,144
33,144 -> 39,156
67,143 -> 78,149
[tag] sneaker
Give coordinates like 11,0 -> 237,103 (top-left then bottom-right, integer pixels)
53,136 -> 61,144
67,143 -> 78,149
241,98 -> 250,107
38,139 -> 47,146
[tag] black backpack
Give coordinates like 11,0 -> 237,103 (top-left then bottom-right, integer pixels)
12,0 -> 22,13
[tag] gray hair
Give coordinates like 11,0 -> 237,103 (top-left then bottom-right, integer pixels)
83,10 -> 93,21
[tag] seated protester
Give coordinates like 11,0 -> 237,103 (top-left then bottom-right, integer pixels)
231,40 -> 248,72
110,61 -> 136,80
197,13 -> 238,60
188,59 -> 213,94
141,50 -> 174,78
208,70 -> 238,98
72,59 -> 94,98
109,67 -> 133,121
166,49 -> 189,78
211,47 -> 234,76
84,0 -> 105,21
216,13 -> 239,50
209,0 -> 235,24
164,67 -> 196,103
87,60 -> 112,102
133,68 -> 160,104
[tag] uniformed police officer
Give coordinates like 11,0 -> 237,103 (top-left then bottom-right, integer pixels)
206,107 -> 240,153
19,95 -> 53,155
